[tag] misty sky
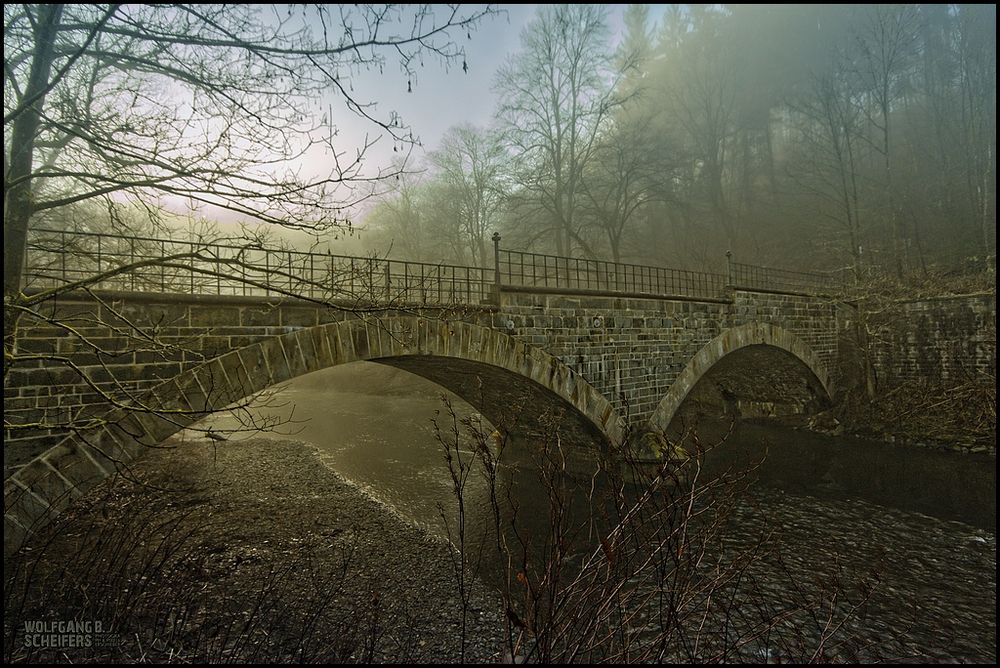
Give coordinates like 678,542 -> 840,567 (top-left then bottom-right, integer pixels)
312,4 -> 664,185
196,4 -> 663,238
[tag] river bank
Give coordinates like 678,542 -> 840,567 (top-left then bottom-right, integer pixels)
754,409 -> 996,457
5,419 -> 996,664
4,433 -> 505,664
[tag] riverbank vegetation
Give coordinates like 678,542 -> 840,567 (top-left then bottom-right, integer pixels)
5,424 -> 888,664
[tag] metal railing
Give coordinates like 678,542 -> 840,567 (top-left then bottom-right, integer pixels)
22,228 -> 840,306
497,248 -> 729,299
728,258 -> 841,295
23,228 -> 494,305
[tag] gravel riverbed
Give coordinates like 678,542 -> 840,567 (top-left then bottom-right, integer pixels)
5,434 -> 505,663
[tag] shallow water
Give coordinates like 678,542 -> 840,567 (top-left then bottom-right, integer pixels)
200,362 -> 996,663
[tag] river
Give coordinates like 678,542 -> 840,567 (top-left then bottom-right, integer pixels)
203,362 -> 996,663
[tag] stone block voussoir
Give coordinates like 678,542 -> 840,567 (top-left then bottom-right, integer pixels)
5,478 -> 54,535
237,344 -> 274,391
293,327 -> 323,374
306,326 -> 335,370
279,332 -> 310,379
191,358 -> 240,408
325,324 -> 354,367
11,458 -> 81,513
41,440 -> 109,498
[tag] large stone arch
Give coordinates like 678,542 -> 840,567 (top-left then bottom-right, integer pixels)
647,322 -> 834,433
4,316 -> 623,553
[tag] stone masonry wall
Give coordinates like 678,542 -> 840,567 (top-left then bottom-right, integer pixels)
494,288 -> 841,426
5,292 -> 490,473
6,288 -> 841,476
731,291 -> 843,372
871,293 -> 996,386
494,291 -> 727,425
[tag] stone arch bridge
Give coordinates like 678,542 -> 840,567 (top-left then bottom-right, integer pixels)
5,231 -> 845,550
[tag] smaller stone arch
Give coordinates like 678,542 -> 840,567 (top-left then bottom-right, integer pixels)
648,322 -> 834,434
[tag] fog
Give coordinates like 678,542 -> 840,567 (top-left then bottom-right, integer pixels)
358,4 -> 996,278
7,4 -> 994,283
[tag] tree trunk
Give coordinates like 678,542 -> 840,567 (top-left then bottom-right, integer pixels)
4,4 -> 64,298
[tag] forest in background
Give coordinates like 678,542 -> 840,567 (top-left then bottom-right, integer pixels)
361,4 -> 996,280
10,4 -> 995,284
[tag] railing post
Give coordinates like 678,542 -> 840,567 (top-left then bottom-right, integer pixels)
725,250 -> 734,288
492,231 -> 502,304
368,257 -> 374,302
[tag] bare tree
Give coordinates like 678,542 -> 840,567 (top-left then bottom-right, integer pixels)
953,5 -> 997,265
579,113 -> 666,263
851,4 -> 920,277
4,3 -> 499,298
3,3 -> 500,500
494,4 -> 631,259
650,5 -> 740,253
427,124 -> 507,267
787,61 -> 870,277
361,167 -> 434,261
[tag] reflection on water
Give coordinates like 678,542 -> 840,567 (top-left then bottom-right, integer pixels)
199,361 -> 996,663
694,418 -> 995,531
